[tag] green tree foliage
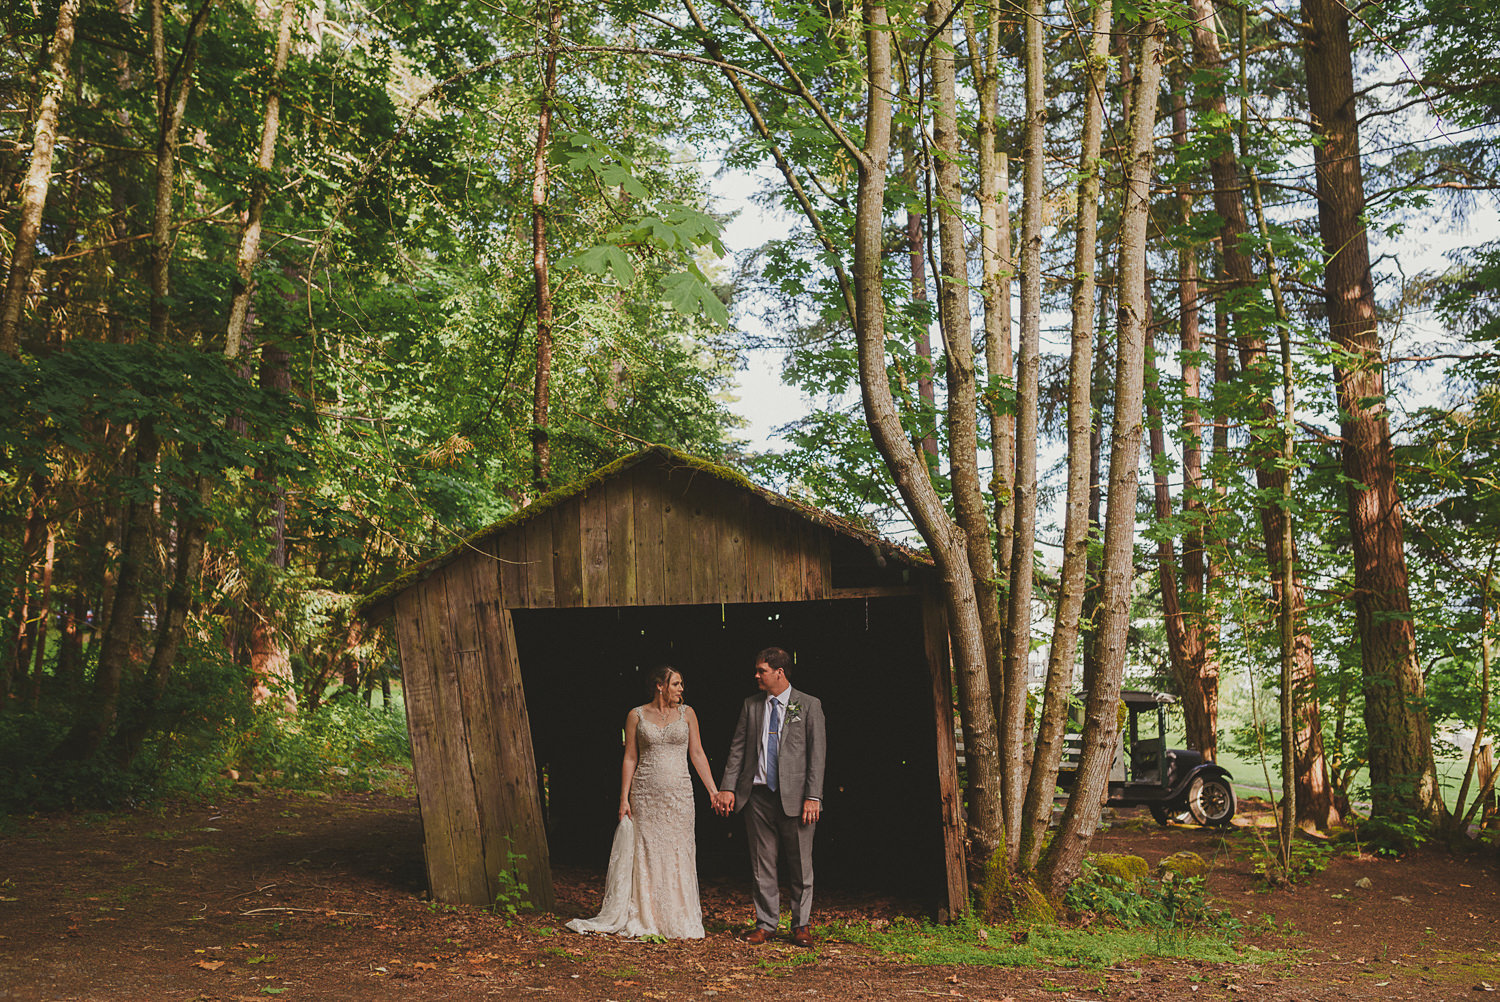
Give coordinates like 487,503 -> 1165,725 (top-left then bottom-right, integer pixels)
0,0 -> 740,803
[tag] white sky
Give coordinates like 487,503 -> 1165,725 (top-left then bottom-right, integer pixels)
712,168 -> 815,453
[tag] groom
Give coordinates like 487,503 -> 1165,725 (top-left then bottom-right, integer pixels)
713,646 -> 825,947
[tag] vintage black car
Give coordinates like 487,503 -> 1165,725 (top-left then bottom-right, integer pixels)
1056,690 -> 1236,827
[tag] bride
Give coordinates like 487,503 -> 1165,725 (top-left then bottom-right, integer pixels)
567,665 -> 719,939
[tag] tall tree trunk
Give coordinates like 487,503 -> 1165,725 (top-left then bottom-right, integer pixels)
1000,0 -> 1047,860
1301,0 -> 1442,824
855,0 -> 1005,862
2,472 -> 50,710
907,209 -> 938,460
928,0 -> 1008,850
1145,345 -> 1203,731
148,0 -> 215,341
1018,0 -> 1111,871
1209,277 -> 1231,739
55,424 -> 158,760
1188,0 -> 1335,826
1038,18 -> 1164,895
899,114 -> 937,459
962,6 -> 1015,617
23,525 -> 57,708
530,0 -> 561,495
248,343 -> 296,710
0,0 -> 81,357
1167,83 -> 1217,757
225,0 -> 296,358
1080,323 -> 1107,694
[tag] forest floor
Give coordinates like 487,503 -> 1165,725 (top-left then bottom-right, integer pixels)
1,787 -> 1498,1001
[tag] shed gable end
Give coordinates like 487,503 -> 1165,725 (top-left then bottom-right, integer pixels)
490,464 -> 831,609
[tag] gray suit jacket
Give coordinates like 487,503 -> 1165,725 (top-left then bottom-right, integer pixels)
719,687 -> 825,817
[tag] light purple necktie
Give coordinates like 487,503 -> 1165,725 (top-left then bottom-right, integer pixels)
766,698 -> 780,792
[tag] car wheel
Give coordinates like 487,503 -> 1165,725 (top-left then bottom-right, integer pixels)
1186,775 -> 1236,826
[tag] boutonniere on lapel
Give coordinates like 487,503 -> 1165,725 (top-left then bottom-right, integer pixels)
785,701 -> 803,722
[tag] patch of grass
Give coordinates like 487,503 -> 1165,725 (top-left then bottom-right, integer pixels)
756,949 -> 820,970
828,909 -> 1250,968
605,964 -> 640,979
1427,953 -> 1500,988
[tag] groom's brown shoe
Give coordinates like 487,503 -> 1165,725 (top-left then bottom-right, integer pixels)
743,927 -> 773,945
791,925 -> 815,948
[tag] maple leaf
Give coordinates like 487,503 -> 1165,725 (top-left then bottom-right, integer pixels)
193,960 -> 226,971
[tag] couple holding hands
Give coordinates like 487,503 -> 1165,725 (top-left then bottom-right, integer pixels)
566,647 -> 825,946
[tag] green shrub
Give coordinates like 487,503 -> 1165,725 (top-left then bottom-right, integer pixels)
0,650 -> 411,814
227,698 -> 411,794
1062,858 -> 1239,955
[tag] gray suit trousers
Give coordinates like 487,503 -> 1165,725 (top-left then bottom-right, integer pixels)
746,785 -> 815,930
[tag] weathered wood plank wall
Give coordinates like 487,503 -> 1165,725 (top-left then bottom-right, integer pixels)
492,469 -> 832,610
393,553 -> 554,909
921,590 -> 968,919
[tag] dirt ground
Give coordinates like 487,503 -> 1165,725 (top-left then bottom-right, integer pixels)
1,788 -> 1498,1002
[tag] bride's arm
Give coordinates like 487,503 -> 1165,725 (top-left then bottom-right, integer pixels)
618,709 -> 640,820
684,706 -> 718,795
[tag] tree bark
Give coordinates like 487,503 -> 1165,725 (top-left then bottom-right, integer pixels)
1188,0 -> 1336,826
1038,18 -> 1164,895
855,0 -> 1005,862
1000,0 -> 1046,860
0,0 -> 82,357
1302,0 -> 1443,823
247,343 -> 296,709
927,0 -> 1010,856
55,424 -> 159,760
898,108 -> 936,459
1018,0 -> 1111,872
530,0 -> 561,495
23,525 -> 57,708
148,0 -> 216,341
225,0 -> 296,358
1167,83 -> 1218,757
962,6 -> 1015,619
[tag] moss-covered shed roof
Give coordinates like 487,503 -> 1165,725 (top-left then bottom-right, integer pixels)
358,445 -> 932,622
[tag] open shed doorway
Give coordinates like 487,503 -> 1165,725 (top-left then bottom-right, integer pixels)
515,596 -> 949,907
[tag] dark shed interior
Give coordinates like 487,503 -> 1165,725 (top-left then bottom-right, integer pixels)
518,596 -> 947,902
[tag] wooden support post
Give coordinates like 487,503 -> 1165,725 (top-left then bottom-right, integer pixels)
922,587 -> 968,919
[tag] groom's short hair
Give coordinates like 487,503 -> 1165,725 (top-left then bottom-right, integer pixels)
756,646 -> 792,675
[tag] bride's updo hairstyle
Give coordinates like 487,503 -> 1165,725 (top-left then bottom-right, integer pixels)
645,664 -> 679,700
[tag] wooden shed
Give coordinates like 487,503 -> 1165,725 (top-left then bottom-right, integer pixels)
360,447 -> 967,918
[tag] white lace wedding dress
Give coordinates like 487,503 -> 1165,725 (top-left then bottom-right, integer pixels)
566,706 -> 704,939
